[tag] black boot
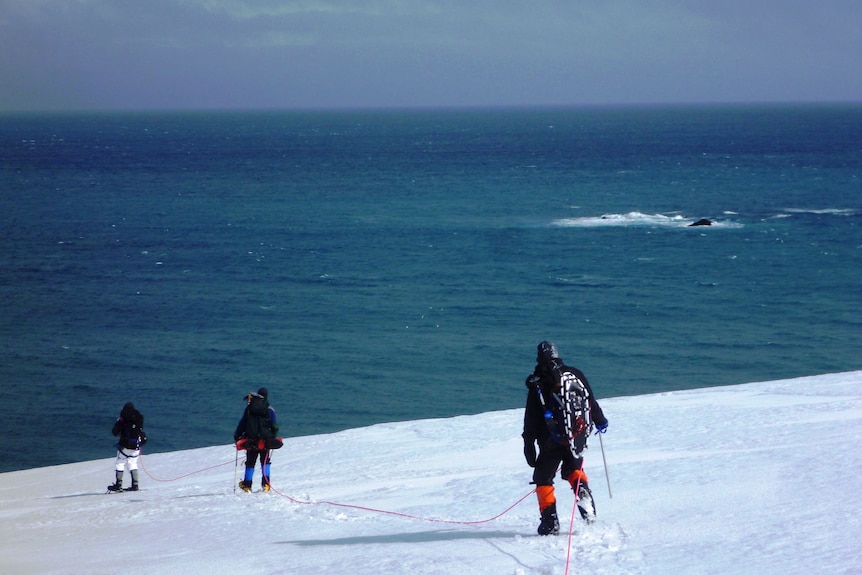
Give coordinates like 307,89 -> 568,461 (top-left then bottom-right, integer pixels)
127,469 -> 140,491
107,471 -> 123,492
576,481 -> 596,523
537,503 -> 560,536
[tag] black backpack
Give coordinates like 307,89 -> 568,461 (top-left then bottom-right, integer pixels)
122,419 -> 147,450
244,394 -> 274,440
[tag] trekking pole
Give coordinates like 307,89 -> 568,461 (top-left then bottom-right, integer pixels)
598,432 -> 612,499
233,448 -> 239,494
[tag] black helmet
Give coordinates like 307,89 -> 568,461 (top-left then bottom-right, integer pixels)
257,387 -> 268,398
536,341 -> 559,365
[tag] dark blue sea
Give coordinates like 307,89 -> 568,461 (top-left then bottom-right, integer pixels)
1,105 -> 860,472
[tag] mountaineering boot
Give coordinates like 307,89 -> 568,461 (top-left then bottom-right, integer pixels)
537,502 -> 560,536
107,470 -> 123,492
261,461 -> 272,491
126,469 -> 140,491
576,481 -> 596,523
239,465 -> 254,492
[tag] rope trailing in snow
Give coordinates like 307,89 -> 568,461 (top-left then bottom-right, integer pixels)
564,476 -> 581,575
269,483 -> 537,526
138,451 -> 234,482
137,451 -> 536,526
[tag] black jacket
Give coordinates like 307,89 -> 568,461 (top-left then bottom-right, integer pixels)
522,361 -> 607,448
112,402 -> 145,450
234,398 -> 277,442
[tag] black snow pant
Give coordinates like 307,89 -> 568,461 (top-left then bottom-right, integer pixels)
245,449 -> 271,469
244,448 -> 272,486
532,441 -> 583,487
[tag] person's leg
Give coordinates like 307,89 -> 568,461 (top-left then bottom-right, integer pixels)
261,450 -> 272,490
533,448 -> 563,535
127,450 -> 140,490
108,451 -> 126,490
563,455 -> 595,522
240,450 -> 259,491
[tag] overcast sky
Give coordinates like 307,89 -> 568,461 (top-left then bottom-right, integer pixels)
1,0 -> 860,111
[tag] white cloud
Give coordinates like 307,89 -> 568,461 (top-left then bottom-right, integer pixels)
184,0 -> 442,19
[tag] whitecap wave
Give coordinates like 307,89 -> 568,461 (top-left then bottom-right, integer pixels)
781,208 -> 856,216
551,212 -> 740,229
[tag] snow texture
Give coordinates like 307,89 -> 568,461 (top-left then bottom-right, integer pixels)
1,372 -> 860,574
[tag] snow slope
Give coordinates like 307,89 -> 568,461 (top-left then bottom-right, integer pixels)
1,372 -> 860,575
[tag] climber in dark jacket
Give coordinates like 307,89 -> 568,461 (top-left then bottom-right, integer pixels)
522,341 -> 608,534
234,387 -> 278,492
108,402 -> 146,492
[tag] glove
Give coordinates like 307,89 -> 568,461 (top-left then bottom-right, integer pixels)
595,421 -> 608,434
523,439 -> 537,467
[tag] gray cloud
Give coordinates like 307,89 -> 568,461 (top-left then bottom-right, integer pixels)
1,0 -> 859,110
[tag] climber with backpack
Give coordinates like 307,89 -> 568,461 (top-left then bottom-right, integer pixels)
522,341 -> 609,535
234,387 -> 280,492
107,402 -> 147,492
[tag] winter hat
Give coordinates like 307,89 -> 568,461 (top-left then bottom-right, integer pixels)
120,402 -> 136,419
257,387 -> 268,398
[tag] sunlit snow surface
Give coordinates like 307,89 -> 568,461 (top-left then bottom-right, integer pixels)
1,372 -> 860,574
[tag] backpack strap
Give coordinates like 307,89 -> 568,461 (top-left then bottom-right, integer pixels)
530,378 -> 567,445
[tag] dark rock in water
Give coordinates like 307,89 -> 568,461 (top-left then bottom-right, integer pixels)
689,218 -> 712,227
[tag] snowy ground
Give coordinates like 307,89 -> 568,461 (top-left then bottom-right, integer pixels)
1,372 -> 860,575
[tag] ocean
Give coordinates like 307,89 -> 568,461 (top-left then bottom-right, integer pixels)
1,104 -> 860,472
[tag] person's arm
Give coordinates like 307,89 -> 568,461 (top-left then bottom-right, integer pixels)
581,378 -> 608,428
234,413 -> 246,441
269,407 -> 279,434
522,379 -> 541,466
